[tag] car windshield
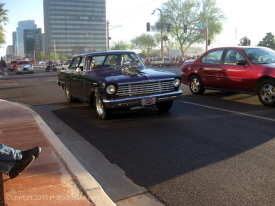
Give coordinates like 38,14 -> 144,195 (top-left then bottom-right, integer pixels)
19,61 -> 29,65
243,47 -> 275,64
85,53 -> 145,70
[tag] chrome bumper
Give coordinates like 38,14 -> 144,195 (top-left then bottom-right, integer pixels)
103,90 -> 182,109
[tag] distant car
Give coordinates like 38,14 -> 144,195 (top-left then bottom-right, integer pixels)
62,59 -> 71,70
14,60 -> 33,74
181,46 -> 275,107
57,50 -> 182,119
38,61 -> 46,65
45,61 -> 57,72
150,57 -> 171,67
8,60 -> 18,71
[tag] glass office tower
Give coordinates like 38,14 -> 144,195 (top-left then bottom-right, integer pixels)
16,20 -> 37,58
43,0 -> 106,56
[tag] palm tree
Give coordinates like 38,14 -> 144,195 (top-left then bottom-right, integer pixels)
0,3 -> 9,45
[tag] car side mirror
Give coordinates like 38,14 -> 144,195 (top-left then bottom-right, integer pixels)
236,60 -> 247,66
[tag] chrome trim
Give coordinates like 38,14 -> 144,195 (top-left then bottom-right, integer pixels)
103,90 -> 182,108
117,78 -> 176,86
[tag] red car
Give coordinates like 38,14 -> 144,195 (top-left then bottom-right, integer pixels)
8,60 -> 18,71
181,46 -> 275,106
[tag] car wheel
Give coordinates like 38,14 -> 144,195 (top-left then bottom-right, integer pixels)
65,85 -> 74,102
95,94 -> 109,120
157,100 -> 173,112
257,80 -> 275,106
189,75 -> 205,95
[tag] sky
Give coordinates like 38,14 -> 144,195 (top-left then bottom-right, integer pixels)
1,0 -> 275,56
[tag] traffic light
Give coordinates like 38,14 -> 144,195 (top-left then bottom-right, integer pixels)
208,39 -> 211,46
167,24 -> 171,32
146,22 -> 150,32
184,24 -> 187,33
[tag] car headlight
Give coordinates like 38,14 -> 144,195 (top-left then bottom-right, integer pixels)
106,84 -> 117,95
173,78 -> 181,87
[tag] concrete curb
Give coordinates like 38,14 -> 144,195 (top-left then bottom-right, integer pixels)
6,100 -> 116,206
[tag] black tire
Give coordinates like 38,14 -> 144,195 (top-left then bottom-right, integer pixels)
189,75 -> 205,95
257,80 -> 275,106
95,94 -> 109,120
157,100 -> 173,112
65,85 -> 74,102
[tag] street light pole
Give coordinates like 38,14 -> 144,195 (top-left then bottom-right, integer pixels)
106,20 -> 110,50
152,8 -> 163,57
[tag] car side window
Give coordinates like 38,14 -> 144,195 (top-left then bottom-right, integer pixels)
69,57 -> 82,70
201,49 -> 223,64
224,49 -> 245,65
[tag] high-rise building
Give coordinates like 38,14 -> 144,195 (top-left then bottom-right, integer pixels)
24,28 -> 42,59
15,20 -> 37,58
43,0 -> 107,56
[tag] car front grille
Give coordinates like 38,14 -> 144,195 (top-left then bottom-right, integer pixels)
117,80 -> 175,96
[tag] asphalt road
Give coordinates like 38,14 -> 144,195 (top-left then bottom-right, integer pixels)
1,66 -> 275,205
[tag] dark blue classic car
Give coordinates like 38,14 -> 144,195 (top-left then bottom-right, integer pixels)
57,50 -> 182,119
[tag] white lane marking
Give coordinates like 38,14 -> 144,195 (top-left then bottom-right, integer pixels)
0,83 -> 19,86
181,100 -> 275,122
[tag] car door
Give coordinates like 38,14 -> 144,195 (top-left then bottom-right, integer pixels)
69,56 -> 85,99
199,49 -> 225,88
221,49 -> 252,92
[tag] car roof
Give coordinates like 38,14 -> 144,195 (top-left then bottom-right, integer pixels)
73,50 -> 136,57
207,46 -> 267,51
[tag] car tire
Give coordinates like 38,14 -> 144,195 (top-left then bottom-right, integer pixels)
95,94 -> 109,120
65,85 -> 74,102
257,80 -> 275,106
189,75 -> 205,95
157,100 -> 173,112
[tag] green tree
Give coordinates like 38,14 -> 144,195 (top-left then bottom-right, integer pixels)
239,36 -> 251,46
131,33 -> 157,56
258,33 -> 275,49
160,0 -> 225,56
47,52 -> 60,61
111,40 -> 130,50
0,3 -> 9,45
37,52 -> 46,61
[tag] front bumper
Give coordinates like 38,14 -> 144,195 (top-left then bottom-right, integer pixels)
103,90 -> 182,109
17,67 -> 33,73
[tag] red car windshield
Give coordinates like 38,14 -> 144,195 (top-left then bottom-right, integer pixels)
243,47 -> 275,64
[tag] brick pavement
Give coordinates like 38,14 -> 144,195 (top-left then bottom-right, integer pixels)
0,100 -> 114,206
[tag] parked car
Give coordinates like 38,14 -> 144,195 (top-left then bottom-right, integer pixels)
57,50 -> 182,119
181,46 -> 275,106
62,59 -> 71,70
8,60 -> 18,71
14,60 -> 33,74
150,57 -> 171,67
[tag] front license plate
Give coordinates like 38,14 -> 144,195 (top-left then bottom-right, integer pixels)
142,97 -> 156,106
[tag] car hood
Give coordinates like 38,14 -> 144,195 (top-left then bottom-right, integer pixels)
85,67 -> 178,83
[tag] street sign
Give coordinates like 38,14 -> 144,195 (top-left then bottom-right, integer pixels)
195,23 -> 206,27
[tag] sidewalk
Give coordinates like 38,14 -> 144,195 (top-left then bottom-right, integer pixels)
0,99 -> 115,206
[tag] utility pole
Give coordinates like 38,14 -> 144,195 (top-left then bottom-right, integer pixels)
152,8 -> 163,57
